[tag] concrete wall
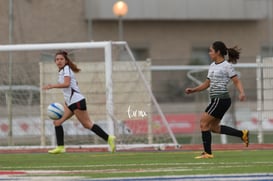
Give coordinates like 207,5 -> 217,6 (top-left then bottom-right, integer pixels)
86,0 -> 267,20
0,0 -> 272,101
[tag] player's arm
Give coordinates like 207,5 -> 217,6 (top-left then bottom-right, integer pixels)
185,78 -> 210,94
231,75 -> 246,101
43,76 -> 70,90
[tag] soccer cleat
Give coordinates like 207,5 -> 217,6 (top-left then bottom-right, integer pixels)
194,152 -> 214,159
107,135 -> 116,153
241,129 -> 249,147
48,146 -> 66,154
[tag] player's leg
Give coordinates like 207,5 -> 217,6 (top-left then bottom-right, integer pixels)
74,109 -> 107,140
209,98 -> 249,146
195,112 -> 214,159
213,124 -> 249,147
48,104 -> 73,154
222,126 -> 249,147
195,98 -> 226,159
74,108 -> 116,152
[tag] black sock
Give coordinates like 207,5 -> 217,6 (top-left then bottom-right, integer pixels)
202,131 -> 212,154
55,125 -> 64,146
91,124 -> 109,141
220,125 -> 243,137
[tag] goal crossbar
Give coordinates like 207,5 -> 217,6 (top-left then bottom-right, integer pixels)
0,41 -> 113,51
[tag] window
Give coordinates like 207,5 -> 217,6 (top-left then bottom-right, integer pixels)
261,46 -> 273,58
131,48 -> 149,61
190,47 -> 210,65
119,47 -> 149,61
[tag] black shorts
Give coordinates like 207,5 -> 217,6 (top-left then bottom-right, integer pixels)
68,99 -> 87,112
205,98 -> 231,119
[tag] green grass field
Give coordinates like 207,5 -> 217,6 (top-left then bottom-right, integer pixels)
0,150 -> 273,179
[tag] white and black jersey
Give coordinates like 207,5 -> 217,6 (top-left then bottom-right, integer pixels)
58,65 -> 84,106
207,60 -> 237,99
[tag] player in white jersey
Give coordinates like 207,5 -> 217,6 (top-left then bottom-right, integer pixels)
185,41 -> 249,159
43,50 -> 116,154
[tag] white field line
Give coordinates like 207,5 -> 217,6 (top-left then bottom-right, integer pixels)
1,161 -> 273,170
4,173 -> 273,181
0,161 -> 272,177
21,164 -> 265,174
87,174 -> 273,181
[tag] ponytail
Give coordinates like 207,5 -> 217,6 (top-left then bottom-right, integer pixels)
227,46 -> 241,64
67,59 -> 81,73
212,41 -> 241,64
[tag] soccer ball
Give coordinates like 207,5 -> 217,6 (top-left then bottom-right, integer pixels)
47,102 -> 64,120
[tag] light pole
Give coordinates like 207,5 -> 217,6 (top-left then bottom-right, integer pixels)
268,0 -> 273,57
112,1 -> 128,41
8,0 -> 14,146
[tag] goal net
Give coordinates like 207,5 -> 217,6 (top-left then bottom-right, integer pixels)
257,57 -> 273,143
0,41 -> 178,151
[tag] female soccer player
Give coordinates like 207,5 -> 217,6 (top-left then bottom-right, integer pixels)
185,41 -> 249,159
43,50 -> 116,154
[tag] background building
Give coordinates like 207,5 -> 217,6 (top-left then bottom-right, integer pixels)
1,0 -> 272,57
0,0 -> 272,101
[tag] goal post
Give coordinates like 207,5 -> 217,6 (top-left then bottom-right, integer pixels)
256,56 -> 273,143
0,41 -> 179,150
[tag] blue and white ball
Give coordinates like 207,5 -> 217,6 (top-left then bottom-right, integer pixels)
47,102 -> 64,120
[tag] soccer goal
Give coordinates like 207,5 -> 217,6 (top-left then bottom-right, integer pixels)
0,41 -> 179,151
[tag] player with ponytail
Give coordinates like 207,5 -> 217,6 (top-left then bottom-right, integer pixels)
185,41 -> 249,159
43,50 -> 116,154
